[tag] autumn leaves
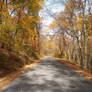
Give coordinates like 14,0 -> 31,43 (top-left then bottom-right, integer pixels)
0,0 -> 44,54
49,0 -> 92,72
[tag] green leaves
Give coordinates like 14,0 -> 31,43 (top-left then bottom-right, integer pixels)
16,24 -> 23,30
24,45 -> 31,51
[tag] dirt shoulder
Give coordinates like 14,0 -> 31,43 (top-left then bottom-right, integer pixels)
0,59 -> 42,90
57,58 -> 92,83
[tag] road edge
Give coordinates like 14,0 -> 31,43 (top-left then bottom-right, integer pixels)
57,58 -> 92,83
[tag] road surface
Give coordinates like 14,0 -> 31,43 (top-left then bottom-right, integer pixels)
1,56 -> 92,92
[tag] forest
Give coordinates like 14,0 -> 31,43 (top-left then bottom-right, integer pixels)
48,0 -> 92,72
0,0 -> 45,71
0,0 -> 92,90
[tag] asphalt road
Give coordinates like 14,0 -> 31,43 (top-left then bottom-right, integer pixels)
1,56 -> 92,92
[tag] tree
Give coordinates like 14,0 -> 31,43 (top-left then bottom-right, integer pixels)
0,0 -> 44,55
48,0 -> 92,71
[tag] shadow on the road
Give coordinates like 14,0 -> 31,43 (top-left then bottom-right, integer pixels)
1,75 -> 64,92
1,57 -> 92,92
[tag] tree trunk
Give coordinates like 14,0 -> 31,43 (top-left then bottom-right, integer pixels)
82,0 -> 88,70
76,37 -> 83,69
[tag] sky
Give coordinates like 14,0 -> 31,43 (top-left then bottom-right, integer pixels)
39,0 -> 92,36
39,0 -> 66,36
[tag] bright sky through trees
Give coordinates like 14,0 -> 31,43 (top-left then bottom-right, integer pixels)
39,0 -> 66,36
0,0 -> 92,89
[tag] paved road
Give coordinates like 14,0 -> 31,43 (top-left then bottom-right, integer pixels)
1,56 -> 92,92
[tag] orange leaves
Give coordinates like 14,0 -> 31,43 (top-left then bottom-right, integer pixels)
0,1 -> 3,5
28,16 -> 41,23
0,0 -> 44,53
48,20 -> 58,29
61,21 -> 67,27
32,2 -> 42,10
